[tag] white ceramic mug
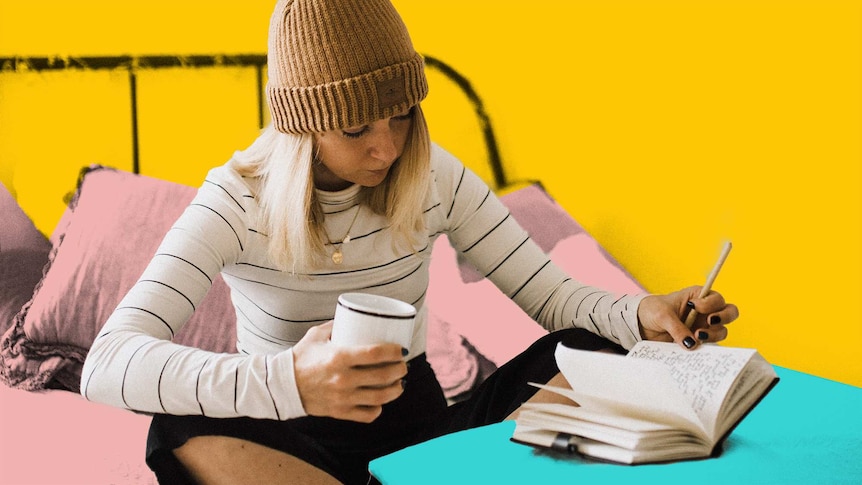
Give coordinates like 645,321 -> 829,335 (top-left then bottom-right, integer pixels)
330,293 -> 416,350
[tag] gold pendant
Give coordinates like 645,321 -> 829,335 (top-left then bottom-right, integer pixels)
332,249 -> 344,264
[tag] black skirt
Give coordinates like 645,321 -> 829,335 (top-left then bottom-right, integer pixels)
146,328 -> 623,485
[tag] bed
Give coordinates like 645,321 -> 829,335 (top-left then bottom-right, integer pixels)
0,53 -> 644,484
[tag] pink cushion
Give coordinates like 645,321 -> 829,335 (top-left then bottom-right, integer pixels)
0,183 -> 51,336
1,167 -> 236,391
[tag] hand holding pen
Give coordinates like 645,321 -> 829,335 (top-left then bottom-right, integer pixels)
636,241 -> 740,350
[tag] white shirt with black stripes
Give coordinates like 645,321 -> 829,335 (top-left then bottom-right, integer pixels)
80,143 -> 646,420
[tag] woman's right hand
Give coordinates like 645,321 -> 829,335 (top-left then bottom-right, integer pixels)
291,321 -> 408,423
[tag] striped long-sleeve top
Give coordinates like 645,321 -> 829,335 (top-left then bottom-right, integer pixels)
80,143 -> 646,420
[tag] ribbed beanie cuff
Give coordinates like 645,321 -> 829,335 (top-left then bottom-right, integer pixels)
266,0 -> 428,134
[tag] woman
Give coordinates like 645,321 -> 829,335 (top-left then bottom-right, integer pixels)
80,0 -> 737,483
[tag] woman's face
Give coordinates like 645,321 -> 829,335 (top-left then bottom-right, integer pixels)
312,107 -> 414,191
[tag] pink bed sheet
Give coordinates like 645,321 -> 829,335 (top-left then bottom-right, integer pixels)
0,383 -> 156,485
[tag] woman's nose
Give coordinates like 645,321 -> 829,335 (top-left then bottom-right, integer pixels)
369,126 -> 398,162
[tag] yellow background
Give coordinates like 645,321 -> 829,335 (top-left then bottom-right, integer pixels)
1,0 -> 860,386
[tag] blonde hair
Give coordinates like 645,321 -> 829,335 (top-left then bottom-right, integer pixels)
232,105 -> 431,273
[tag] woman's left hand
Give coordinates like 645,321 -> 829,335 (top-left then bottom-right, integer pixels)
637,286 -> 739,349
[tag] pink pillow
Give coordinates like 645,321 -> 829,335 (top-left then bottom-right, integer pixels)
0,167 -> 237,391
0,183 -> 51,336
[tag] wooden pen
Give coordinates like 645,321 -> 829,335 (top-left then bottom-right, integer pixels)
684,241 -> 732,329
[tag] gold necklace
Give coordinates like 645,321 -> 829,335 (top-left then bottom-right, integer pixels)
323,205 -> 361,264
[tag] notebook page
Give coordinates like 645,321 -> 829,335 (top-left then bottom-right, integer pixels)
627,341 -> 756,437
554,343 -> 704,435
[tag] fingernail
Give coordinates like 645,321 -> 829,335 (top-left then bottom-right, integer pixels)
686,301 -> 696,309
683,337 -> 696,349
401,348 -> 409,357
401,378 -> 407,389
709,315 -> 721,325
697,331 -> 709,341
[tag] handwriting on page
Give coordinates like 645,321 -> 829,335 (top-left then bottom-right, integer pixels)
628,344 -> 749,429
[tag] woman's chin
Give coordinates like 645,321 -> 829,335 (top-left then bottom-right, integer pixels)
361,169 -> 391,186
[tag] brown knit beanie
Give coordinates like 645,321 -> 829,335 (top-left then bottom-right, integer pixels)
266,0 -> 428,134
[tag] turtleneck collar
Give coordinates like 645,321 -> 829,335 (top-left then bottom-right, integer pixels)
315,183 -> 363,213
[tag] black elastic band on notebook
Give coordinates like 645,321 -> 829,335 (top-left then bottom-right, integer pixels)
551,433 -> 576,454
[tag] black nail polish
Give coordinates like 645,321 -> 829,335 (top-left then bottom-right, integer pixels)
401,347 -> 409,357
686,301 -> 696,309
683,337 -> 696,349
709,315 -> 721,325
698,331 -> 709,341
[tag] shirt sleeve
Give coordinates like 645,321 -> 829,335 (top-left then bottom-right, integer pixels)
435,149 -> 646,350
80,169 -> 307,420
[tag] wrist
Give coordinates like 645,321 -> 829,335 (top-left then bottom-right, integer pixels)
273,348 -> 308,419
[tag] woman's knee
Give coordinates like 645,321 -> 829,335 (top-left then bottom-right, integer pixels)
174,436 -> 341,485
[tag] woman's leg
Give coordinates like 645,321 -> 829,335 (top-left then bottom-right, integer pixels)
441,328 -> 624,434
173,436 -> 341,485
147,354 -> 446,485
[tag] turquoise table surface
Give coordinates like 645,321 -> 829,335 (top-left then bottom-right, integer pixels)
370,367 -> 862,485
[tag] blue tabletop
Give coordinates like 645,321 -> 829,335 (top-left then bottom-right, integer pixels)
370,367 -> 862,485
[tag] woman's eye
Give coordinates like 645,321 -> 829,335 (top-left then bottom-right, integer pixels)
393,108 -> 415,122
341,128 -> 367,139
340,109 -> 412,139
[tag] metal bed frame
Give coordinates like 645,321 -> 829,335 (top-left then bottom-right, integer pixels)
1,54 -> 509,189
